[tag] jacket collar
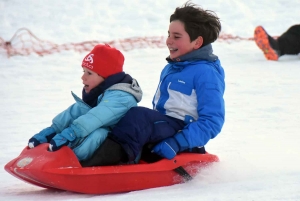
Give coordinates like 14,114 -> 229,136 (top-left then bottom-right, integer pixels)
166,43 -> 218,63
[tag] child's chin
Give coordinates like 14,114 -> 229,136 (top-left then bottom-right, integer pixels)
170,53 -> 180,60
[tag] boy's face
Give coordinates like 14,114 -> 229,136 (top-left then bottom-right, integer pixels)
166,20 -> 199,59
81,67 -> 105,93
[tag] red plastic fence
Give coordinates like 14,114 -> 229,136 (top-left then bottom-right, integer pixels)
0,28 -> 255,57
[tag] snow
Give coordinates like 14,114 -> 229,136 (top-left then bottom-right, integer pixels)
1,0 -> 300,200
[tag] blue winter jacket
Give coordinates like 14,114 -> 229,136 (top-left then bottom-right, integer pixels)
152,44 -> 225,148
50,79 -> 143,161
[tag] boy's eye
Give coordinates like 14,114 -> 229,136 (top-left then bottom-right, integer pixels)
88,72 -> 92,75
168,34 -> 180,39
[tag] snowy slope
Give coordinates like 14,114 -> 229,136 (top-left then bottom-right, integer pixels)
1,0 -> 300,200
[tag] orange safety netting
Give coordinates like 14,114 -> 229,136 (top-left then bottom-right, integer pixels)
0,28 -> 255,57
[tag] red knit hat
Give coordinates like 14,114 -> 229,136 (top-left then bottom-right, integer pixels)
82,44 -> 124,78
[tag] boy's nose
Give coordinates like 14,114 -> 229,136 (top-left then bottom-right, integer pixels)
166,38 -> 172,45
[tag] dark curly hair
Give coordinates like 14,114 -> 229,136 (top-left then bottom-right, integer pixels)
170,1 -> 221,46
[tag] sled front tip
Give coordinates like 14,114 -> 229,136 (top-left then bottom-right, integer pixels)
4,144 -> 81,189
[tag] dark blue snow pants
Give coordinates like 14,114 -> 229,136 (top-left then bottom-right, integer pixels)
109,106 -> 185,161
278,24 -> 300,55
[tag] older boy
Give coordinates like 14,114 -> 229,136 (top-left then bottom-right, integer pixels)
81,2 -> 225,166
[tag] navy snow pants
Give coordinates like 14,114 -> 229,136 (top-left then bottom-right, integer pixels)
278,24 -> 300,55
109,106 -> 185,161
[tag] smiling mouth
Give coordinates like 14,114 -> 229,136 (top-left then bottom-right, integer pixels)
169,48 -> 178,52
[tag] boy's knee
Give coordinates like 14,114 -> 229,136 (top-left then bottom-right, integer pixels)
125,106 -> 150,118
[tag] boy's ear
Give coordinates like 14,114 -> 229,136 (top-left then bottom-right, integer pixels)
193,36 -> 203,49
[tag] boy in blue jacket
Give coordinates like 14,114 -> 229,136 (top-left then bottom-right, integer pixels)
81,1 -> 225,166
27,44 -> 143,162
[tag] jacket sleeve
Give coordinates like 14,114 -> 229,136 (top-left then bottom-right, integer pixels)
51,92 -> 91,133
70,90 -> 137,138
181,66 -> 225,148
51,102 -> 90,133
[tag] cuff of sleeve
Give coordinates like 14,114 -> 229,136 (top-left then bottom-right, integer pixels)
50,124 -> 60,134
174,132 -> 189,152
48,126 -> 56,133
61,127 -> 77,141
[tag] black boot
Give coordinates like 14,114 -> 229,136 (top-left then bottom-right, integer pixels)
80,138 -> 128,167
267,35 -> 280,54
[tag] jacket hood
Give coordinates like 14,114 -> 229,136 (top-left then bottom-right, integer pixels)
107,79 -> 143,102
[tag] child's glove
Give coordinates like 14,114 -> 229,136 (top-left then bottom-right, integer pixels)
28,127 -> 56,148
48,127 -> 76,152
152,132 -> 189,159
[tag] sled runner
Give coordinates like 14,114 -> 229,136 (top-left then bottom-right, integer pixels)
4,144 -> 219,194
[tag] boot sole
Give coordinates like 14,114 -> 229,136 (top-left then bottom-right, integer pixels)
254,26 -> 279,61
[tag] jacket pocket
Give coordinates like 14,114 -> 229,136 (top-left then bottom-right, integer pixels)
169,82 -> 192,95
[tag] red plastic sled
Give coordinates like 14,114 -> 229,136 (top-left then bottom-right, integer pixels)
4,144 -> 219,194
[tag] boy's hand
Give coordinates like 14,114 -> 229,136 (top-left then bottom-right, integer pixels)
49,127 -> 76,151
152,132 -> 189,160
28,127 -> 56,148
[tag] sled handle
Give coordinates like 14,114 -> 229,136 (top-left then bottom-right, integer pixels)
174,166 -> 193,181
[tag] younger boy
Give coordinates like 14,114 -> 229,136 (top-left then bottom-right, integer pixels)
28,44 -> 143,162
81,2 -> 225,166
